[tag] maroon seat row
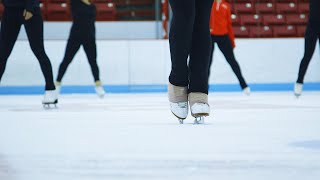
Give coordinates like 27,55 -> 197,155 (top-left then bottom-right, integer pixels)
232,2 -> 309,14
233,13 -> 308,26
233,25 -> 306,38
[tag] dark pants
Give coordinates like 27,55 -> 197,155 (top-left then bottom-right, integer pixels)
168,0 -> 213,94
56,23 -> 100,83
209,35 -> 248,89
0,7 -> 55,90
297,24 -> 320,84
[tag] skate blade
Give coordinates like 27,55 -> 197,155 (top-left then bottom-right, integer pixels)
171,111 -> 186,124
194,117 -> 205,125
192,113 -> 209,125
97,93 -> 105,99
42,100 -> 58,109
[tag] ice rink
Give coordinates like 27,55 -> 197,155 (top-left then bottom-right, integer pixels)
0,92 -> 320,180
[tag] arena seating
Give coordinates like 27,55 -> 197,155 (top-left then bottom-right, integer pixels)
230,0 -> 310,37
0,0 -> 310,38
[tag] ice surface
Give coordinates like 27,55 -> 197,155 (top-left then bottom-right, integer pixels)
0,92 -> 320,180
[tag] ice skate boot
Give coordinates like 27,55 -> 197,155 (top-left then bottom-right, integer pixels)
42,90 -> 58,109
168,82 -> 188,124
243,86 -> 251,96
189,92 -> 210,124
294,83 -> 303,98
95,81 -> 105,98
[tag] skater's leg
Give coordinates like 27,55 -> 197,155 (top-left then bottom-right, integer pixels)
56,28 -> 81,82
168,0 -> 195,87
24,10 -> 55,90
188,0 -> 213,94
82,37 -> 100,82
297,25 -> 318,84
208,35 -> 215,78
186,0 -> 213,119
0,8 -> 23,82
168,0 -> 196,120
217,35 -> 248,89
83,36 -> 105,98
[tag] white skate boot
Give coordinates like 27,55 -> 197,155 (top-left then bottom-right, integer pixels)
243,86 -> 251,96
42,90 -> 58,108
189,92 -> 210,124
95,81 -> 105,98
168,82 -> 188,124
294,83 -> 303,97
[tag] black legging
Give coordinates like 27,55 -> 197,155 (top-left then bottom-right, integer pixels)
56,23 -> 100,82
297,25 -> 320,84
0,7 -> 55,90
209,35 -> 248,89
168,0 -> 213,94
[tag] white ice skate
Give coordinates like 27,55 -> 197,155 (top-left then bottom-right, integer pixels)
294,83 -> 303,97
243,87 -> 251,96
168,82 -> 188,124
95,81 -> 105,98
189,92 -> 210,124
190,103 -> 210,124
42,90 -> 58,108
95,86 -> 105,98
170,102 -> 188,123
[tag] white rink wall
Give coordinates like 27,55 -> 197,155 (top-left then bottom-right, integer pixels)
1,38 -> 320,87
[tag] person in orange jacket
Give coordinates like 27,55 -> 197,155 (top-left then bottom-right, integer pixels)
209,0 -> 250,95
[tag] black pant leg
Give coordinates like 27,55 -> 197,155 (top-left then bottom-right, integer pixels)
82,37 -> 100,82
168,0 -> 195,87
216,35 -> 248,89
24,11 -> 55,90
188,0 -> 214,94
56,26 -> 81,82
0,8 -> 23,82
297,25 -> 318,84
208,35 -> 215,79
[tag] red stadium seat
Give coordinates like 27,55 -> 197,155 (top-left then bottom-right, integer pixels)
297,3 -> 309,13
240,14 -> 262,25
296,25 -> 306,37
250,26 -> 273,38
277,0 -> 297,2
46,0 -> 71,21
233,26 -> 250,38
95,3 -> 117,21
263,14 -> 286,25
257,0 -> 275,2
231,14 -> 241,26
39,0 -> 47,19
233,3 -> 255,14
232,0 -> 254,3
114,0 -> 155,20
273,25 -> 297,37
286,14 -> 308,25
255,3 -> 275,14
275,3 -> 298,14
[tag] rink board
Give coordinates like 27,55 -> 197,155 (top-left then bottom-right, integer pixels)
1,82 -> 320,95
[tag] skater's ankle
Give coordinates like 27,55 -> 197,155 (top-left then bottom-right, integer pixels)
95,80 -> 102,87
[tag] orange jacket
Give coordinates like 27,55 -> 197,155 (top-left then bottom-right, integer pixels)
210,0 -> 235,48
